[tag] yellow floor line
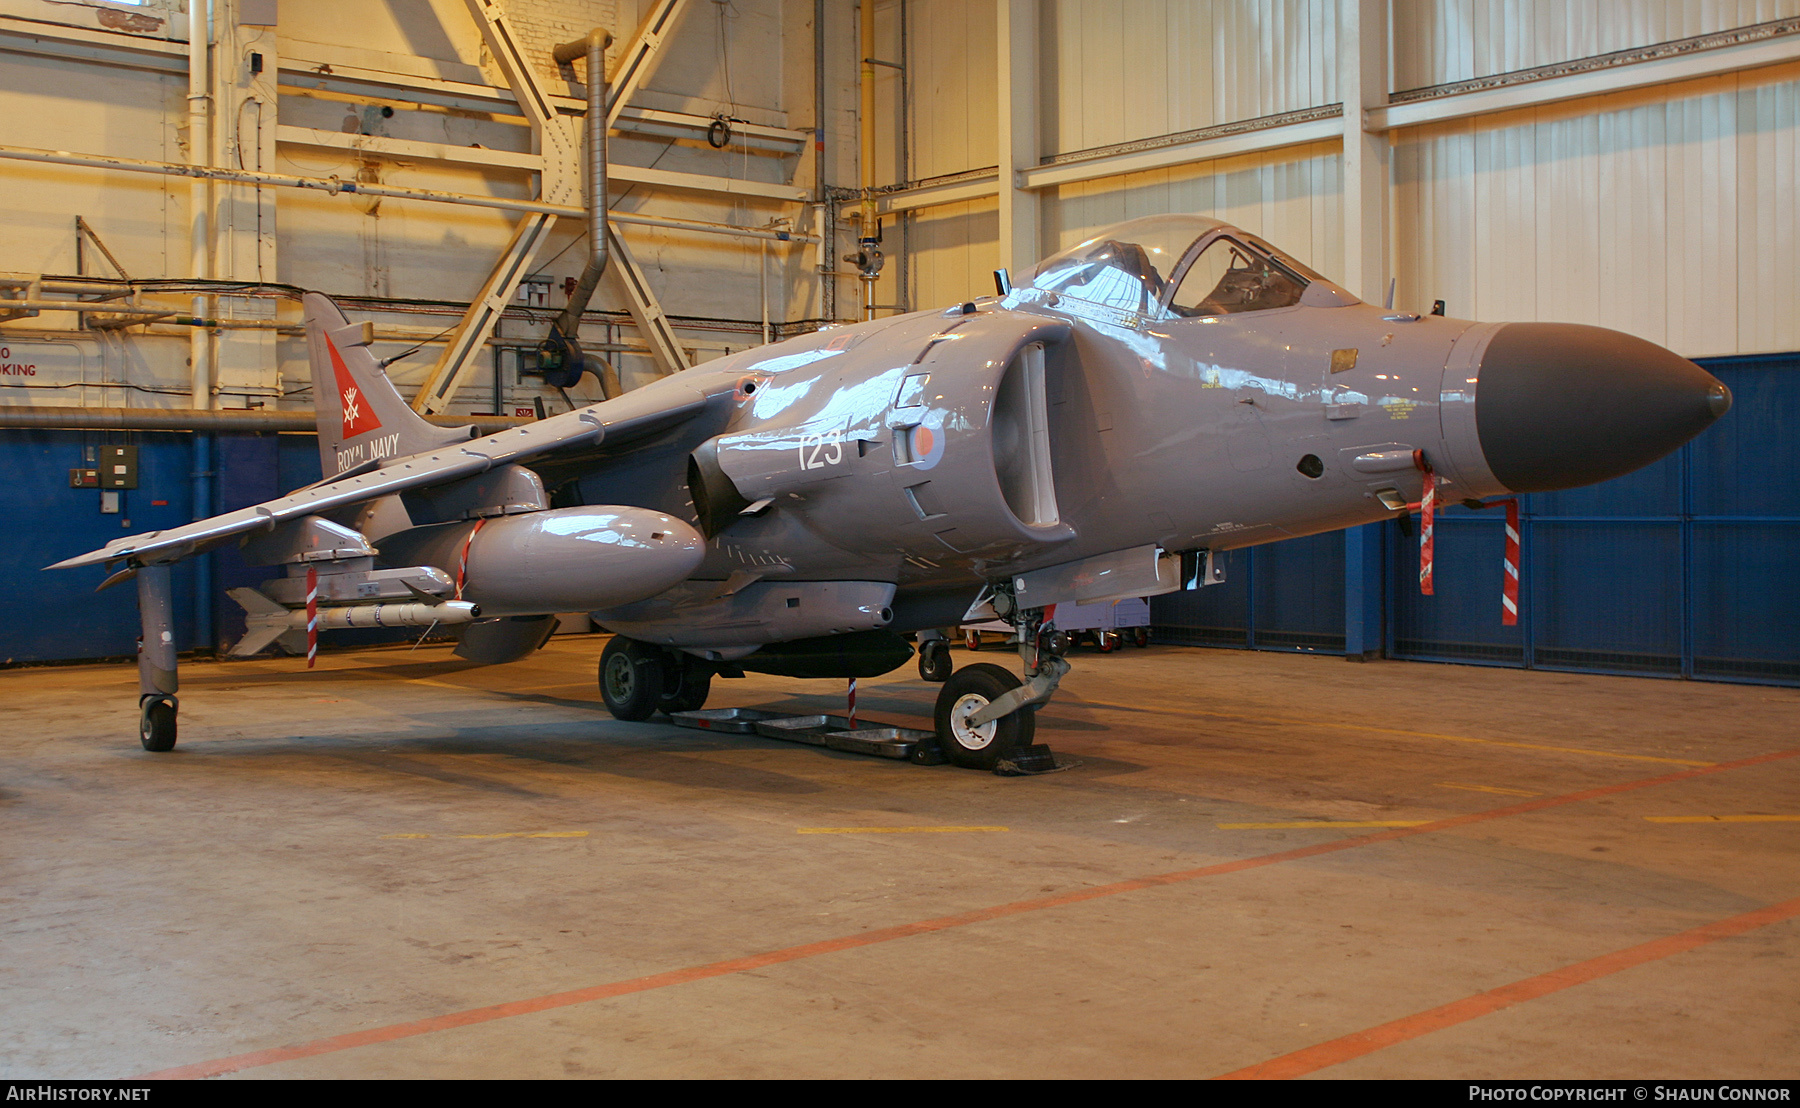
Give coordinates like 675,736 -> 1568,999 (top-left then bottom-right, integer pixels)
1069,698 -> 1712,767
1217,820 -> 1431,830
381,831 -> 589,839
1437,781 -> 1541,797
1643,815 -> 1800,824
796,826 -> 1009,834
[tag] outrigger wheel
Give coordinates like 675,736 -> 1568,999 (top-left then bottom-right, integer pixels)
139,694 -> 177,753
933,663 -> 1036,770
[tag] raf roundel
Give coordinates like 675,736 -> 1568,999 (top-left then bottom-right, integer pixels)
909,417 -> 946,471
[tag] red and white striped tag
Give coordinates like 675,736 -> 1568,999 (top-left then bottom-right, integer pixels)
305,565 -> 319,669
455,517 -> 487,600
847,676 -> 858,729
1501,499 -> 1521,626
1416,453 -> 1436,596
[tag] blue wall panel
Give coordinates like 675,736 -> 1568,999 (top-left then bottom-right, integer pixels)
1389,507 -> 1524,665
0,431 -> 200,662
1149,547 -> 1251,647
0,430 -> 328,664
1529,521 -> 1682,674
1251,531 -> 1345,651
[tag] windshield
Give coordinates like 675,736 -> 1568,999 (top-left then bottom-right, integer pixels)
1028,214 -> 1228,315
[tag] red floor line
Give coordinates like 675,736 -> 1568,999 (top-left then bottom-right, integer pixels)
1215,893 -> 1800,1079
139,746 -> 1800,1080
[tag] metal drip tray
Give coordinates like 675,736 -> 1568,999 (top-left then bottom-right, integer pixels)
827,725 -> 937,759
749,714 -> 854,745
668,711 -> 945,765
667,707 -> 787,734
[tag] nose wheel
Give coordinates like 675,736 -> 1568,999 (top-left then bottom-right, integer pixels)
933,663 -> 1036,770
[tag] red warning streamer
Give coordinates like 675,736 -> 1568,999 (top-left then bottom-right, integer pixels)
1415,450 -> 1435,596
305,565 -> 319,669
455,517 -> 488,600
847,677 -> 858,730
1502,498 -> 1521,626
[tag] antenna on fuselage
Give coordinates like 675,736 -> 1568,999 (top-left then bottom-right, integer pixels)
1383,278 -> 1396,311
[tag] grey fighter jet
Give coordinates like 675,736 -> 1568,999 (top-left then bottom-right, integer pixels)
48,213 -> 1732,767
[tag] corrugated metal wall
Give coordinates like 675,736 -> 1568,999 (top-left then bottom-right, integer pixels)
1393,63 -> 1800,356
1391,0 -> 1800,89
1041,0 -> 1337,152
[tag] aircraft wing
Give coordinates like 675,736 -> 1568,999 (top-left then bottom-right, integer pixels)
47,383 -> 712,571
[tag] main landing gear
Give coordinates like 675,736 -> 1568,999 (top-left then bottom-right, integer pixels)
599,636 -> 713,720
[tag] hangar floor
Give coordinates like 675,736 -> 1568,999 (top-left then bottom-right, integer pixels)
2,637 -> 1796,1080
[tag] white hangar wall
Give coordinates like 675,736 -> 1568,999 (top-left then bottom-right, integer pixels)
887,0 -> 1800,361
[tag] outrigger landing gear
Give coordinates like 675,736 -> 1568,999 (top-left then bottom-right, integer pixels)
135,563 -> 179,752
933,599 -> 1065,773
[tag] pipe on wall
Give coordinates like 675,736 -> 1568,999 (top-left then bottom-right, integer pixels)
546,29 -> 615,396
188,0 -> 212,413
0,406 -> 526,433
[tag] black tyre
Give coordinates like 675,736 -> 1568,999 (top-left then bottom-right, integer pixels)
918,640 -> 952,682
965,630 -> 982,651
659,655 -> 713,715
933,663 -> 1036,770
1098,632 -> 1117,653
139,695 -> 177,752
599,636 -> 666,721
1132,626 -> 1150,648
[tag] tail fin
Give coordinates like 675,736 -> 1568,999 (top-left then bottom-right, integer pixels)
303,292 -> 471,478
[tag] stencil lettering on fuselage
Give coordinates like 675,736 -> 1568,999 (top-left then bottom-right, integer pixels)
335,432 -> 401,473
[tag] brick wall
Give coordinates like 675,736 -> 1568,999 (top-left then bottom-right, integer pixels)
504,0 -> 623,86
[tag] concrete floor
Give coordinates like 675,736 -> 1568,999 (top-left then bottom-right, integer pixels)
2,636 -> 1796,1079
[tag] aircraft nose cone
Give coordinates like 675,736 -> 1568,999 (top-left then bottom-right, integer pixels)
1475,323 -> 1730,493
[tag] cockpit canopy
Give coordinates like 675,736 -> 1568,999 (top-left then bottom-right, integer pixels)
1027,214 -> 1333,321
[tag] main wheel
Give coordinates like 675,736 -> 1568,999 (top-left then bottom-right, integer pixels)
659,654 -> 713,715
918,639 -> 952,682
965,630 -> 982,651
139,694 -> 177,752
933,663 -> 1036,771
599,636 -> 667,721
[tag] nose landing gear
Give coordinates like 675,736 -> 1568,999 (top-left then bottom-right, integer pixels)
932,599 -> 1064,773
